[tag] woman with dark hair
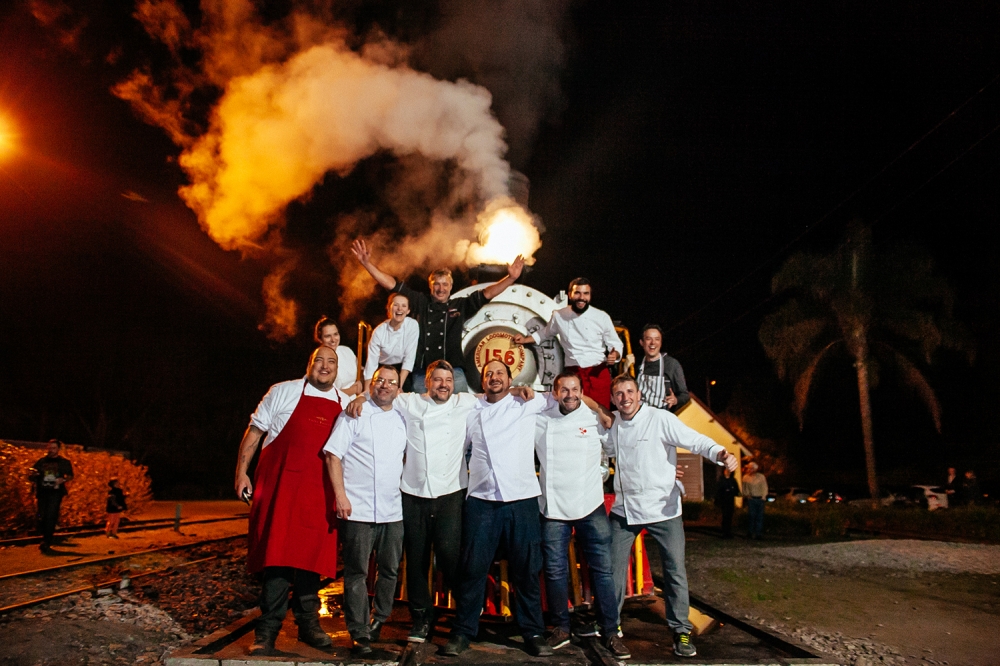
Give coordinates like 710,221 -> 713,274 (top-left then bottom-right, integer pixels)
314,317 -> 362,395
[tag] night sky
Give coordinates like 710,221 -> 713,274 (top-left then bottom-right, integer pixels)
2,1 -> 998,496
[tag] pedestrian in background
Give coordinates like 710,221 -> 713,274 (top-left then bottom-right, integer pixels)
714,467 -> 740,539
29,439 -> 74,553
741,462 -> 768,539
105,479 -> 127,538
960,470 -> 982,506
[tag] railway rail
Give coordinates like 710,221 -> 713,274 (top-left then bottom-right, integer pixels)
0,533 -> 246,615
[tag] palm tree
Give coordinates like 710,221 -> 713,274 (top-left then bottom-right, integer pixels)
759,225 -> 972,499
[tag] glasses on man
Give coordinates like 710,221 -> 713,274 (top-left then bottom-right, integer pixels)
373,377 -> 399,387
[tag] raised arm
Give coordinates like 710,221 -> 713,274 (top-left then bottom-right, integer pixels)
234,425 -> 266,499
351,239 -> 398,291
481,255 -> 525,300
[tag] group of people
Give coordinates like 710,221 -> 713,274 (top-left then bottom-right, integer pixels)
235,240 -> 737,660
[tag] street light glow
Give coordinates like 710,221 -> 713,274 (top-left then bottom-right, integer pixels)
0,112 -> 19,161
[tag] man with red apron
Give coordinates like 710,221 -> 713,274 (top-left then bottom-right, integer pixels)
235,346 -> 350,655
514,278 -> 623,409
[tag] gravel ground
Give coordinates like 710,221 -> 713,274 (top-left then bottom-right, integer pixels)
763,539 -> 1000,575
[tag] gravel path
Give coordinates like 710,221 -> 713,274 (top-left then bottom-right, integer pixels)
763,539 -> 1000,575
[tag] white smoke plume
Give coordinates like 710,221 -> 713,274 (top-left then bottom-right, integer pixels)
115,0 -> 549,339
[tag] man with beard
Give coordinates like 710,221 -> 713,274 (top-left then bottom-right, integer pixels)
534,371 -> 631,659
443,360 -> 554,658
605,375 -> 738,658
351,239 -> 525,392
324,365 -> 407,656
514,278 -> 622,409
344,360 -> 483,643
235,346 -> 350,655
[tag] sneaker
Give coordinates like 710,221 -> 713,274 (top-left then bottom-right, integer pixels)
602,633 -> 632,659
574,622 -> 600,638
524,634 -> 555,657
442,633 -> 470,656
547,627 -> 571,650
408,610 -> 431,643
673,632 -> 697,657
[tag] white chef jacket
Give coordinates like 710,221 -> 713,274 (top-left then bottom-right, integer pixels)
531,305 -> 623,369
605,405 -> 724,524
534,403 -> 608,520
466,393 -> 551,502
364,318 -> 419,380
335,345 -> 359,390
395,392 -> 479,498
323,401 -> 407,523
250,378 -> 350,449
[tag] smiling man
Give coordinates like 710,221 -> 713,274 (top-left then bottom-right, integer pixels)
324,365 -> 408,657
443,359 -> 554,658
631,324 -> 690,412
351,239 -> 524,392
235,346 -> 350,655
514,277 -> 622,409
605,374 -> 738,658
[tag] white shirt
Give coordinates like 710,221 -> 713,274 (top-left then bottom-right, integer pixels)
466,393 -> 550,502
323,402 -> 407,523
335,345 -> 359,390
395,392 -> 479,498
605,405 -> 724,524
531,305 -> 623,368
364,318 -> 419,380
250,378 -> 349,449
535,403 -> 608,520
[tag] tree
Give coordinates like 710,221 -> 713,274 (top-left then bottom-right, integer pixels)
759,225 -> 972,499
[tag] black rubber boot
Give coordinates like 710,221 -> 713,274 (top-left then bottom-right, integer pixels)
296,613 -> 332,648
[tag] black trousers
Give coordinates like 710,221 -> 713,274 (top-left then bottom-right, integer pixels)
401,490 -> 464,613
720,503 -> 735,537
257,566 -> 322,638
37,492 -> 64,546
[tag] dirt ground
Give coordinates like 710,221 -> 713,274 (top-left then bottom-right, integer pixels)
683,532 -> 1000,666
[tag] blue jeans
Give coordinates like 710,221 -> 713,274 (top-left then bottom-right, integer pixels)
747,498 -> 765,538
452,497 -> 545,640
412,366 -> 469,393
609,512 -> 692,634
542,505 -> 619,634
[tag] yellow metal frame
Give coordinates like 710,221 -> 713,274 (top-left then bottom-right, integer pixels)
357,321 -> 373,381
614,325 -> 635,377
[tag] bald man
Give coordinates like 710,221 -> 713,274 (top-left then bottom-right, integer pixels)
235,346 -> 351,655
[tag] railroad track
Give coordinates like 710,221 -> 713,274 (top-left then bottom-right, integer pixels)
0,513 -> 248,548
0,533 -> 246,615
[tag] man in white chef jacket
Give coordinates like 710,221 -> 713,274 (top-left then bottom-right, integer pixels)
442,359 -> 555,658
605,374 -> 738,659
324,365 -> 407,657
535,371 -> 631,659
513,277 -> 623,409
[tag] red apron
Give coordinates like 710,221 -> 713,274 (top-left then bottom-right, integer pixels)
247,381 -> 341,578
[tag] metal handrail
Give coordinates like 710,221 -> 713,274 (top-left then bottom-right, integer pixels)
614,325 -> 635,377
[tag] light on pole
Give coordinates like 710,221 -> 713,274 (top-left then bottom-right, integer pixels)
705,379 -> 716,410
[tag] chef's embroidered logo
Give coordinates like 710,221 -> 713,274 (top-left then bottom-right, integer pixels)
311,416 -> 329,425
579,428 -> 588,435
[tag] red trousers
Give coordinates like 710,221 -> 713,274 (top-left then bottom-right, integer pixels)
566,364 -> 613,410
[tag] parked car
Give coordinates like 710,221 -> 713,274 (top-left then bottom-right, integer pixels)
807,489 -> 844,504
773,487 -> 812,504
909,485 -> 949,510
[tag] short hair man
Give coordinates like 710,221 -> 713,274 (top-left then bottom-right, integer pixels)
630,324 -> 690,411
344,359 -> 482,643
443,360 -> 554,658
30,440 -> 74,552
514,278 -> 623,409
235,346 -> 350,655
351,239 -> 524,392
605,374 -> 738,658
324,365 -> 408,657
534,371 -> 630,659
